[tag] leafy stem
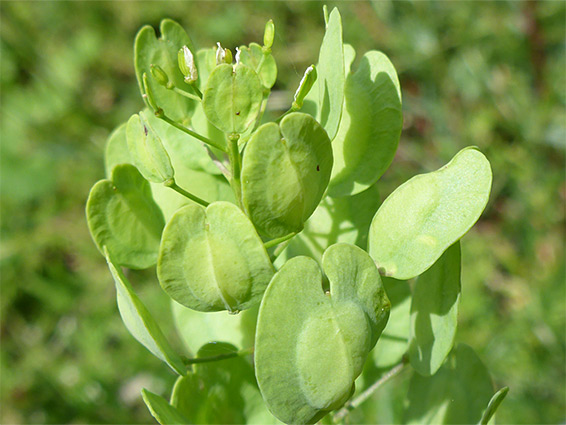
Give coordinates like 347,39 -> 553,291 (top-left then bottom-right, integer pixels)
227,133 -> 243,207
164,179 -> 209,207
171,86 -> 201,102
182,347 -> 254,365
332,357 -> 408,422
264,232 -> 296,249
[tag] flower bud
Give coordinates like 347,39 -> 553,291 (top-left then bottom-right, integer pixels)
150,64 -> 170,88
178,45 -> 198,84
263,19 -> 274,50
293,65 -> 317,110
216,42 -> 232,65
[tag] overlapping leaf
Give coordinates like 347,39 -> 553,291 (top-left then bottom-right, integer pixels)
142,389 -> 189,425
238,42 -> 277,89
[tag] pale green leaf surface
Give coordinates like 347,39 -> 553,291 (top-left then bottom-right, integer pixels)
203,63 -> 263,134
329,51 -> 402,197
171,301 -> 258,355
134,20 -> 197,122
238,42 -> 277,89
86,164 -> 164,269
255,244 -> 390,424
157,202 -> 274,312
409,242 -> 461,376
104,123 -> 130,177
317,8 -> 344,140
142,388 -> 190,425
369,147 -> 492,279
480,387 -> 509,425
241,112 -> 333,237
404,344 -> 494,425
105,248 -> 185,375
126,113 -> 174,183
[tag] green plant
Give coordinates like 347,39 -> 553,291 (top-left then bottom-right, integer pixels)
86,6 -> 508,424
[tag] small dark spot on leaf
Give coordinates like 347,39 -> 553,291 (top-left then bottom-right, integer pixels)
235,111 -> 240,116
143,125 -> 148,136
316,165 -> 320,171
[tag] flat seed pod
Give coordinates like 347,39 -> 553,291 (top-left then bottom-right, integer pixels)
328,51 -> 402,197
86,164 -> 165,269
105,248 -> 185,375
126,112 -> 174,183
157,201 -> 274,313
241,112 -> 333,238
255,243 -> 390,424
202,63 -> 263,134
369,147 -> 492,280
142,389 -> 190,425
409,242 -> 461,376
134,19 -> 197,121
238,42 -> 277,89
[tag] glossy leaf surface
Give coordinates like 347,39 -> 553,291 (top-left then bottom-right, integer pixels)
157,202 -> 274,312
404,344 -> 494,424
329,51 -> 402,197
241,112 -> 333,237
203,63 -> 263,134
142,388 -> 189,425
105,248 -> 185,375
238,42 -> 277,89
409,242 -> 461,376
369,147 -> 492,279
255,243 -> 390,424
317,7 -> 344,140
134,20 -> 197,121
480,387 -> 509,425
126,112 -> 174,183
171,343 -> 281,424
86,164 -> 164,269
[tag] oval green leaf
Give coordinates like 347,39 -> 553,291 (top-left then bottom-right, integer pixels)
104,122 -> 130,177
328,51 -> 402,197
480,387 -> 509,425
404,344 -> 494,425
369,147 -> 492,280
202,63 -> 263,134
105,248 -> 185,375
255,243 -> 390,424
157,201 -> 274,313
127,112 -> 174,183
317,7 -> 344,140
134,19 -> 197,122
142,388 -> 190,425
86,164 -> 165,269
409,242 -> 461,376
241,112 -> 333,237
238,42 -> 277,89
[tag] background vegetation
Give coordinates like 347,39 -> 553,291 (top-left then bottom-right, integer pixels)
1,1 -> 564,423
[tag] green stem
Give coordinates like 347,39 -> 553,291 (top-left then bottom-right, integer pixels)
156,111 -> 227,153
227,134 -> 242,207
332,358 -> 407,422
172,86 -> 201,102
264,232 -> 296,249
190,84 -> 203,99
275,105 -> 298,123
164,179 -> 209,207
182,347 -> 254,365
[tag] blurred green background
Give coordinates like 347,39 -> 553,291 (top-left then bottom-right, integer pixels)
1,1 -> 564,423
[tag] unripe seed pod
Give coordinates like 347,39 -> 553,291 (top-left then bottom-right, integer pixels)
263,19 -> 275,50
293,65 -> 317,109
150,64 -> 170,88
142,73 -> 160,112
178,45 -> 198,84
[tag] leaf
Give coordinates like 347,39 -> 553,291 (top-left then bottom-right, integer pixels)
480,387 -> 509,425
142,388 -> 190,425
372,277 -> 411,368
171,301 -> 258,355
368,147 -> 492,280
409,242 -> 461,376
170,342 -> 281,424
105,248 -> 186,375
202,63 -> 263,134
238,42 -> 277,89
328,51 -> 402,197
241,112 -> 333,237
157,201 -> 274,313
255,243 -> 390,424
317,7 -> 344,140
86,164 -> 164,269
126,112 -> 174,183
134,20 -> 197,122
104,122 -> 130,177
275,184 -> 380,266
404,344 -> 495,425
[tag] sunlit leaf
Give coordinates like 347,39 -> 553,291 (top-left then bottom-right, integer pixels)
238,42 -> 277,89
142,388 -> 189,425
480,387 -> 509,425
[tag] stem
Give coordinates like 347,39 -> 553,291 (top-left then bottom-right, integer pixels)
164,179 -> 209,207
264,232 -> 296,249
172,86 -> 201,102
333,359 -> 407,422
156,111 -> 227,153
182,347 -> 254,365
190,84 -> 203,99
274,105 -> 298,123
227,134 -> 242,207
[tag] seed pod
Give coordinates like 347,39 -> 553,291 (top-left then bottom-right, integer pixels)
293,65 -> 317,110
178,45 -> 198,84
150,64 -> 171,88
263,19 -> 274,50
